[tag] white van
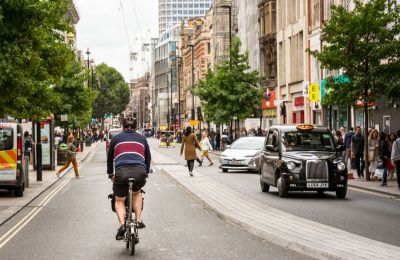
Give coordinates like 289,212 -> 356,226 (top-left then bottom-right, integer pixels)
0,122 -> 26,196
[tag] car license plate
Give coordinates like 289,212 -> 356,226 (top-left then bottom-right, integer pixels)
231,160 -> 241,165
307,182 -> 328,188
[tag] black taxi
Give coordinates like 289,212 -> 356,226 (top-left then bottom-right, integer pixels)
259,124 -> 347,198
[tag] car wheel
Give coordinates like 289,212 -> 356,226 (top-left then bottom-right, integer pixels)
15,186 -> 24,197
277,176 -> 288,198
336,187 -> 347,199
222,168 -> 228,173
260,172 -> 269,192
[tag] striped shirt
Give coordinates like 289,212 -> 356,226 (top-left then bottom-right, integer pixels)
107,130 -> 151,174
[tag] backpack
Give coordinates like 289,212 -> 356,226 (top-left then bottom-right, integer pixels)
24,137 -> 32,155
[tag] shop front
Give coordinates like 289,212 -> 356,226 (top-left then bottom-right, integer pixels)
292,96 -> 305,124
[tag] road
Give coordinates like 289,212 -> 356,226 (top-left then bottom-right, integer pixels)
0,141 -> 306,259
151,138 -> 400,247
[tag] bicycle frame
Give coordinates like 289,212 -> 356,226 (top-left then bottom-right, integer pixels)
125,178 -> 138,255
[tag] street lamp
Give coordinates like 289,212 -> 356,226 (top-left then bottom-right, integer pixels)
86,48 -> 91,87
187,44 -> 195,125
176,56 -> 182,129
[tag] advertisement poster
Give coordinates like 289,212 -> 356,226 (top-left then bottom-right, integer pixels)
41,122 -> 50,165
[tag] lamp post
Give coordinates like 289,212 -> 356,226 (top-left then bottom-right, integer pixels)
187,44 -> 195,129
176,56 -> 182,129
86,48 -> 91,87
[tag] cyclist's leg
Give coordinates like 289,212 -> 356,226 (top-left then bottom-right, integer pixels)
133,192 -> 143,223
115,196 -> 126,225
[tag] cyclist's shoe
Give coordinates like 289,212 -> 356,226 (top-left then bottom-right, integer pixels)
116,225 -> 126,240
136,221 -> 146,229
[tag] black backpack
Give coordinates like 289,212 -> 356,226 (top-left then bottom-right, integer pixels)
24,137 -> 32,155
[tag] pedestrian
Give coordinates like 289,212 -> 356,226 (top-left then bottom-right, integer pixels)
368,129 -> 380,180
344,127 -> 354,169
351,126 -> 365,179
56,135 -> 79,178
199,132 -> 214,166
216,130 -> 221,151
180,126 -> 202,176
209,128 -> 216,150
379,132 -> 390,186
387,133 -> 397,180
221,131 -> 230,151
332,130 -> 339,144
390,130 -> 400,190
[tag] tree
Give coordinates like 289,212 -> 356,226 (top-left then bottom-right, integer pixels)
54,60 -> 98,128
195,37 -> 262,125
92,64 -> 130,123
0,0 -> 75,118
310,0 -> 400,180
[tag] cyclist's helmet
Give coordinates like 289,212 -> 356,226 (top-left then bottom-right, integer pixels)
122,116 -> 137,129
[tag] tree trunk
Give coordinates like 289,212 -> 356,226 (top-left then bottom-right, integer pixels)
364,86 -> 370,181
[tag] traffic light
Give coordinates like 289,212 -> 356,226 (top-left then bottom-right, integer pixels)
197,107 -> 203,121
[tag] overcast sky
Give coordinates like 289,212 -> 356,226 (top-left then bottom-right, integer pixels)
75,0 -> 158,82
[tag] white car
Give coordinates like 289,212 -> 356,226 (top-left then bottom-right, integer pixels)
106,128 -> 123,155
219,137 -> 265,173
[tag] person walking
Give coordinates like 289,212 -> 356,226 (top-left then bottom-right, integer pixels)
180,126 -> 201,176
379,132 -> 390,186
368,129 -> 380,180
344,127 -> 354,169
388,133 -> 397,180
390,130 -> 400,190
199,132 -> 214,166
351,126 -> 365,179
56,136 -> 79,178
209,128 -> 216,150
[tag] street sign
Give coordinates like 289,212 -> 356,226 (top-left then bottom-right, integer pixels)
308,83 -> 320,102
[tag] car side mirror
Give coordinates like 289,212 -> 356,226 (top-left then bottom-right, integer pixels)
265,144 -> 277,152
337,145 -> 345,152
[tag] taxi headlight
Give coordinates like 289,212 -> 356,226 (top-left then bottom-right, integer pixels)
287,161 -> 296,171
337,162 -> 346,171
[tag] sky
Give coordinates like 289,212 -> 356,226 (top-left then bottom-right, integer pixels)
74,0 -> 158,82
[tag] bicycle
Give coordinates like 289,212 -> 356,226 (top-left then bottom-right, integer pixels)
124,177 -> 143,255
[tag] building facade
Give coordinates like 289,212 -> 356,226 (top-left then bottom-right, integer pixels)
158,0 -> 213,35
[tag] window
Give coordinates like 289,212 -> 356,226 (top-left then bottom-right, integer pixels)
0,127 -> 13,151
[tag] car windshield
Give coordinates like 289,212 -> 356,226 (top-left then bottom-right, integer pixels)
230,138 -> 264,150
281,131 -> 334,152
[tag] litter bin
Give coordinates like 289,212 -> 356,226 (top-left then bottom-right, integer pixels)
57,143 -> 68,165
85,138 -> 92,147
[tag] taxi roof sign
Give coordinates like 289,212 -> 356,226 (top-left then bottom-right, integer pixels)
296,124 -> 314,131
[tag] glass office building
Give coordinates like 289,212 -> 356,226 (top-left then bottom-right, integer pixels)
158,0 -> 213,35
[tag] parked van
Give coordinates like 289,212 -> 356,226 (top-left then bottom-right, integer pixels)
0,122 -> 26,197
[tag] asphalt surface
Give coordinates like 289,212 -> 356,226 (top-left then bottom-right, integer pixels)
0,142 -> 307,259
152,139 -> 400,247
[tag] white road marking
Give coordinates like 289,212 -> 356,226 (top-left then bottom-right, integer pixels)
0,149 -> 97,249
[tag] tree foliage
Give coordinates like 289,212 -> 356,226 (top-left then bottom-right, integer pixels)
54,60 -> 98,128
92,64 -> 130,120
194,37 -> 262,124
0,0 -> 75,118
311,0 -> 400,107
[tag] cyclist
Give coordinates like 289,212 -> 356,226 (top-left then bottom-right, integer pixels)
107,116 -> 151,240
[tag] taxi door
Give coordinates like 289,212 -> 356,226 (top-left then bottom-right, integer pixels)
260,130 -> 280,185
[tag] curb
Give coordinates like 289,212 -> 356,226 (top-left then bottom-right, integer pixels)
348,183 -> 400,198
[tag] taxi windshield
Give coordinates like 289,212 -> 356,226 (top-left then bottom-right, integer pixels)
281,131 -> 334,152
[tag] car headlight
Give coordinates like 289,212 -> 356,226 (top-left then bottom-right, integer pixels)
337,162 -> 346,171
287,161 -> 296,171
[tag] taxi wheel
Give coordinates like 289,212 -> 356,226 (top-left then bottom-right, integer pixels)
222,168 -> 228,173
277,176 -> 288,198
14,186 -> 24,197
336,187 -> 347,199
260,179 -> 269,193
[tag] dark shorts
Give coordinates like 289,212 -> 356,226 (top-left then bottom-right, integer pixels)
113,165 -> 147,197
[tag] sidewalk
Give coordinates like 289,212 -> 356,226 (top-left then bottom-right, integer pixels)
207,148 -> 400,197
151,148 -> 400,260
0,142 -> 99,226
